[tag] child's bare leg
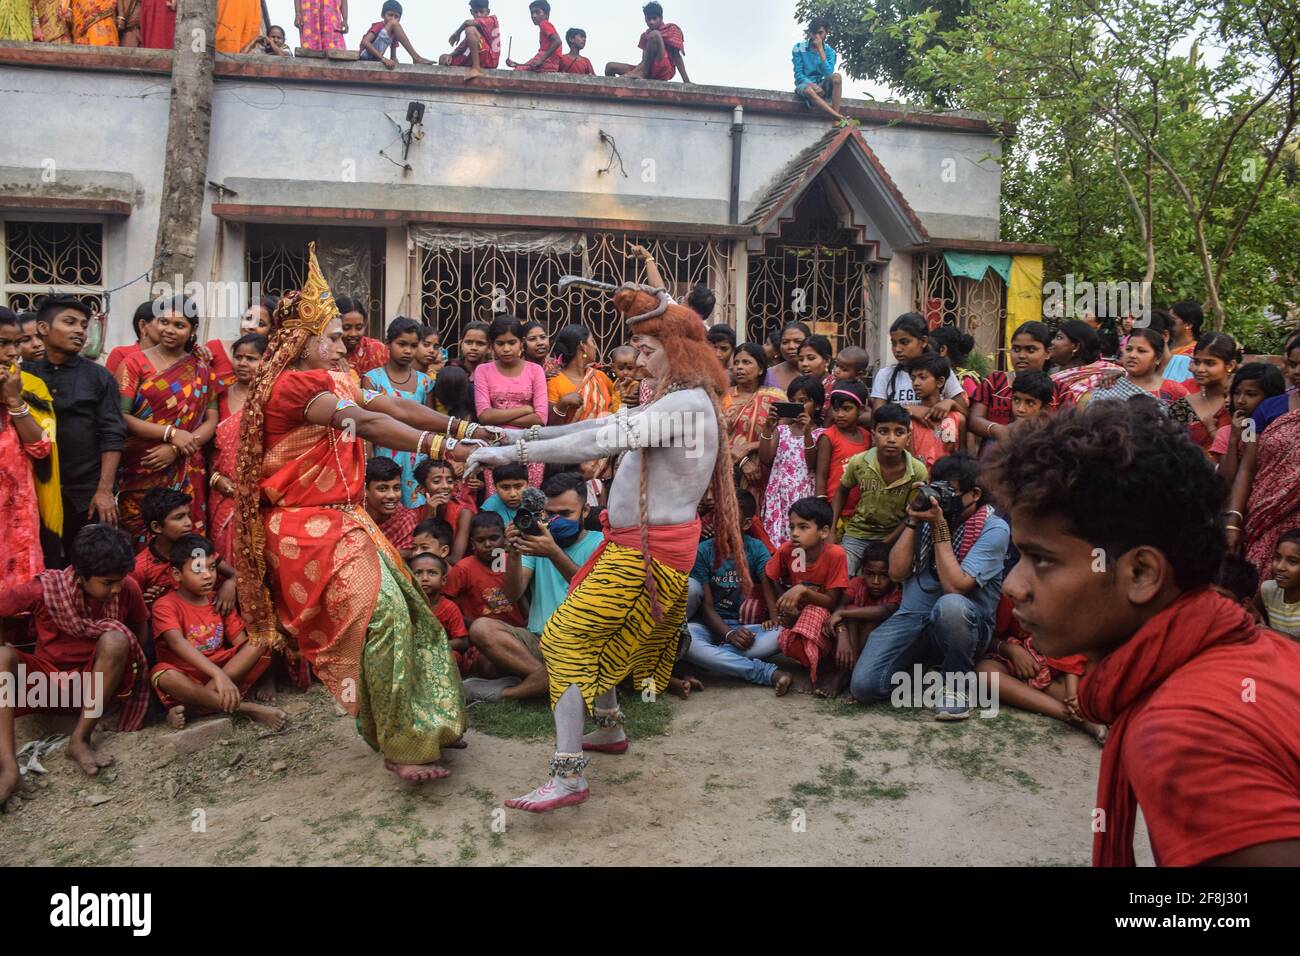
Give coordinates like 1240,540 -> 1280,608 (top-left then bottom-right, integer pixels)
830,74 -> 844,115
67,631 -> 130,776
1041,674 -> 1108,743
462,25 -> 484,78
392,23 -> 432,65
637,32 -> 665,77
0,647 -> 22,803
605,60 -> 637,77
977,660 -> 1070,720
221,642 -> 270,685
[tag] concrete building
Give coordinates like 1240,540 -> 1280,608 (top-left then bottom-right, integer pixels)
0,43 -> 1051,365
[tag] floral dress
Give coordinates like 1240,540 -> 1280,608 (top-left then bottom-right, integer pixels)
0,402 -> 52,587
298,0 -> 344,51
760,423 -> 824,549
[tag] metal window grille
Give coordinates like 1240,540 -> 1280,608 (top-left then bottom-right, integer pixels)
1,219 -> 105,315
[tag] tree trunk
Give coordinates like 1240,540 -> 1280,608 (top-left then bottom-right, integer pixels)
153,0 -> 216,292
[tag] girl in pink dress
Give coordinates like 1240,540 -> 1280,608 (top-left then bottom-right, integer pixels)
758,375 -> 825,548
474,317 -> 548,491
295,0 -> 346,52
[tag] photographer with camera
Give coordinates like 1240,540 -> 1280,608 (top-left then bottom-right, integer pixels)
464,473 -> 605,703
847,454 -> 1009,719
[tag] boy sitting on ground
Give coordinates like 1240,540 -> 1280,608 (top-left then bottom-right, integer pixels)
766,497 -> 849,696
605,2 -> 689,83
442,0 -> 501,76
560,27 -> 595,74
150,535 -> 283,731
826,540 -> 900,687
0,525 -> 150,803
365,457 -> 420,558
683,490 -> 792,696
411,518 -> 454,562
360,1 -> 433,70
417,457 -> 474,563
133,488 -> 239,610
444,513 -> 528,632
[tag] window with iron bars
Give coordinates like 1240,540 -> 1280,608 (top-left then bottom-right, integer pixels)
1,219 -> 105,316
420,232 -> 734,361
912,252 -> 1007,364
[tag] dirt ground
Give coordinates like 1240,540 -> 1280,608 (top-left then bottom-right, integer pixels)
0,679 -> 1154,867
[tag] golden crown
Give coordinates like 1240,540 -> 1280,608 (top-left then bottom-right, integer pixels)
277,242 -> 340,336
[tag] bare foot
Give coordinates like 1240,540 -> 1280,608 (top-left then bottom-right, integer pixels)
1083,721 -> 1109,746
446,738 -> 469,750
0,765 -> 19,805
66,738 -> 112,777
464,67 -> 484,82
253,672 -> 277,703
773,670 -> 793,697
464,676 -> 520,703
814,669 -> 848,699
384,760 -> 451,782
667,675 -> 703,700
166,705 -> 186,729
242,702 -> 287,731
504,776 -> 589,813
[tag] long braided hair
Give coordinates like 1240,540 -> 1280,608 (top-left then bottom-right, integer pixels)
612,289 -> 751,619
234,294 -> 312,648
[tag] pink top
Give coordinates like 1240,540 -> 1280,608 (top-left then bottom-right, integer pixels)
474,361 -> 550,425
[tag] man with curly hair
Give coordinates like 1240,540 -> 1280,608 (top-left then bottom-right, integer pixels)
984,401 -> 1300,866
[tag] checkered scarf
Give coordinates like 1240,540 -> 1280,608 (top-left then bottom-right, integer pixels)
38,567 -> 149,731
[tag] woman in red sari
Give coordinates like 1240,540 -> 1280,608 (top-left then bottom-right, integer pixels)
208,333 -> 266,562
115,297 -> 217,545
1227,405 -> 1300,580
236,246 -> 500,783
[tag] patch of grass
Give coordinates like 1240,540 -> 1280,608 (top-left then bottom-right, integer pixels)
468,695 -> 675,740
213,825 -> 260,865
769,763 -> 913,821
702,773 -> 740,795
604,770 -> 643,786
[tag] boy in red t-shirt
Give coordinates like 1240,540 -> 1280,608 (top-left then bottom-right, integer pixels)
149,535 -> 282,731
444,513 -> 527,630
506,0 -> 563,72
827,540 -> 901,681
417,458 -> 474,564
765,497 -> 849,696
560,27 -> 594,75
0,525 -> 149,802
442,0 -> 502,74
411,519 -> 454,563
411,551 -> 485,679
604,2 -> 689,83
132,488 -> 238,610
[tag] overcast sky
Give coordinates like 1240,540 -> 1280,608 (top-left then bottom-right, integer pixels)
263,0 -> 893,100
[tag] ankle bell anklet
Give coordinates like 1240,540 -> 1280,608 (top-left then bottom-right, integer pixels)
549,752 -> 589,779
592,708 -> 625,729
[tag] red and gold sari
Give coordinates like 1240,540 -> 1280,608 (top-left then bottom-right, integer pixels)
247,368 -> 465,763
116,350 -> 215,543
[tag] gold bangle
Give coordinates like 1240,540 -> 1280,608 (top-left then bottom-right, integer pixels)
1225,524 -> 1242,532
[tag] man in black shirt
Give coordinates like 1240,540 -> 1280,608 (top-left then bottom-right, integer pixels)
24,295 -> 127,568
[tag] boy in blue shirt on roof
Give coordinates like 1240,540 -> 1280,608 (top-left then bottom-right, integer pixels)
793,16 -> 845,123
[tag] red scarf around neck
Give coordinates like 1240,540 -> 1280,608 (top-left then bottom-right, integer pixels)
1079,587 -> 1258,866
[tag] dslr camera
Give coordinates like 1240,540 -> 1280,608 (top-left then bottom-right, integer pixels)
910,480 -> 960,515
514,488 -> 550,538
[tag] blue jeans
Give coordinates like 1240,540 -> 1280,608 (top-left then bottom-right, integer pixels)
848,592 -> 993,704
684,578 -> 782,686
